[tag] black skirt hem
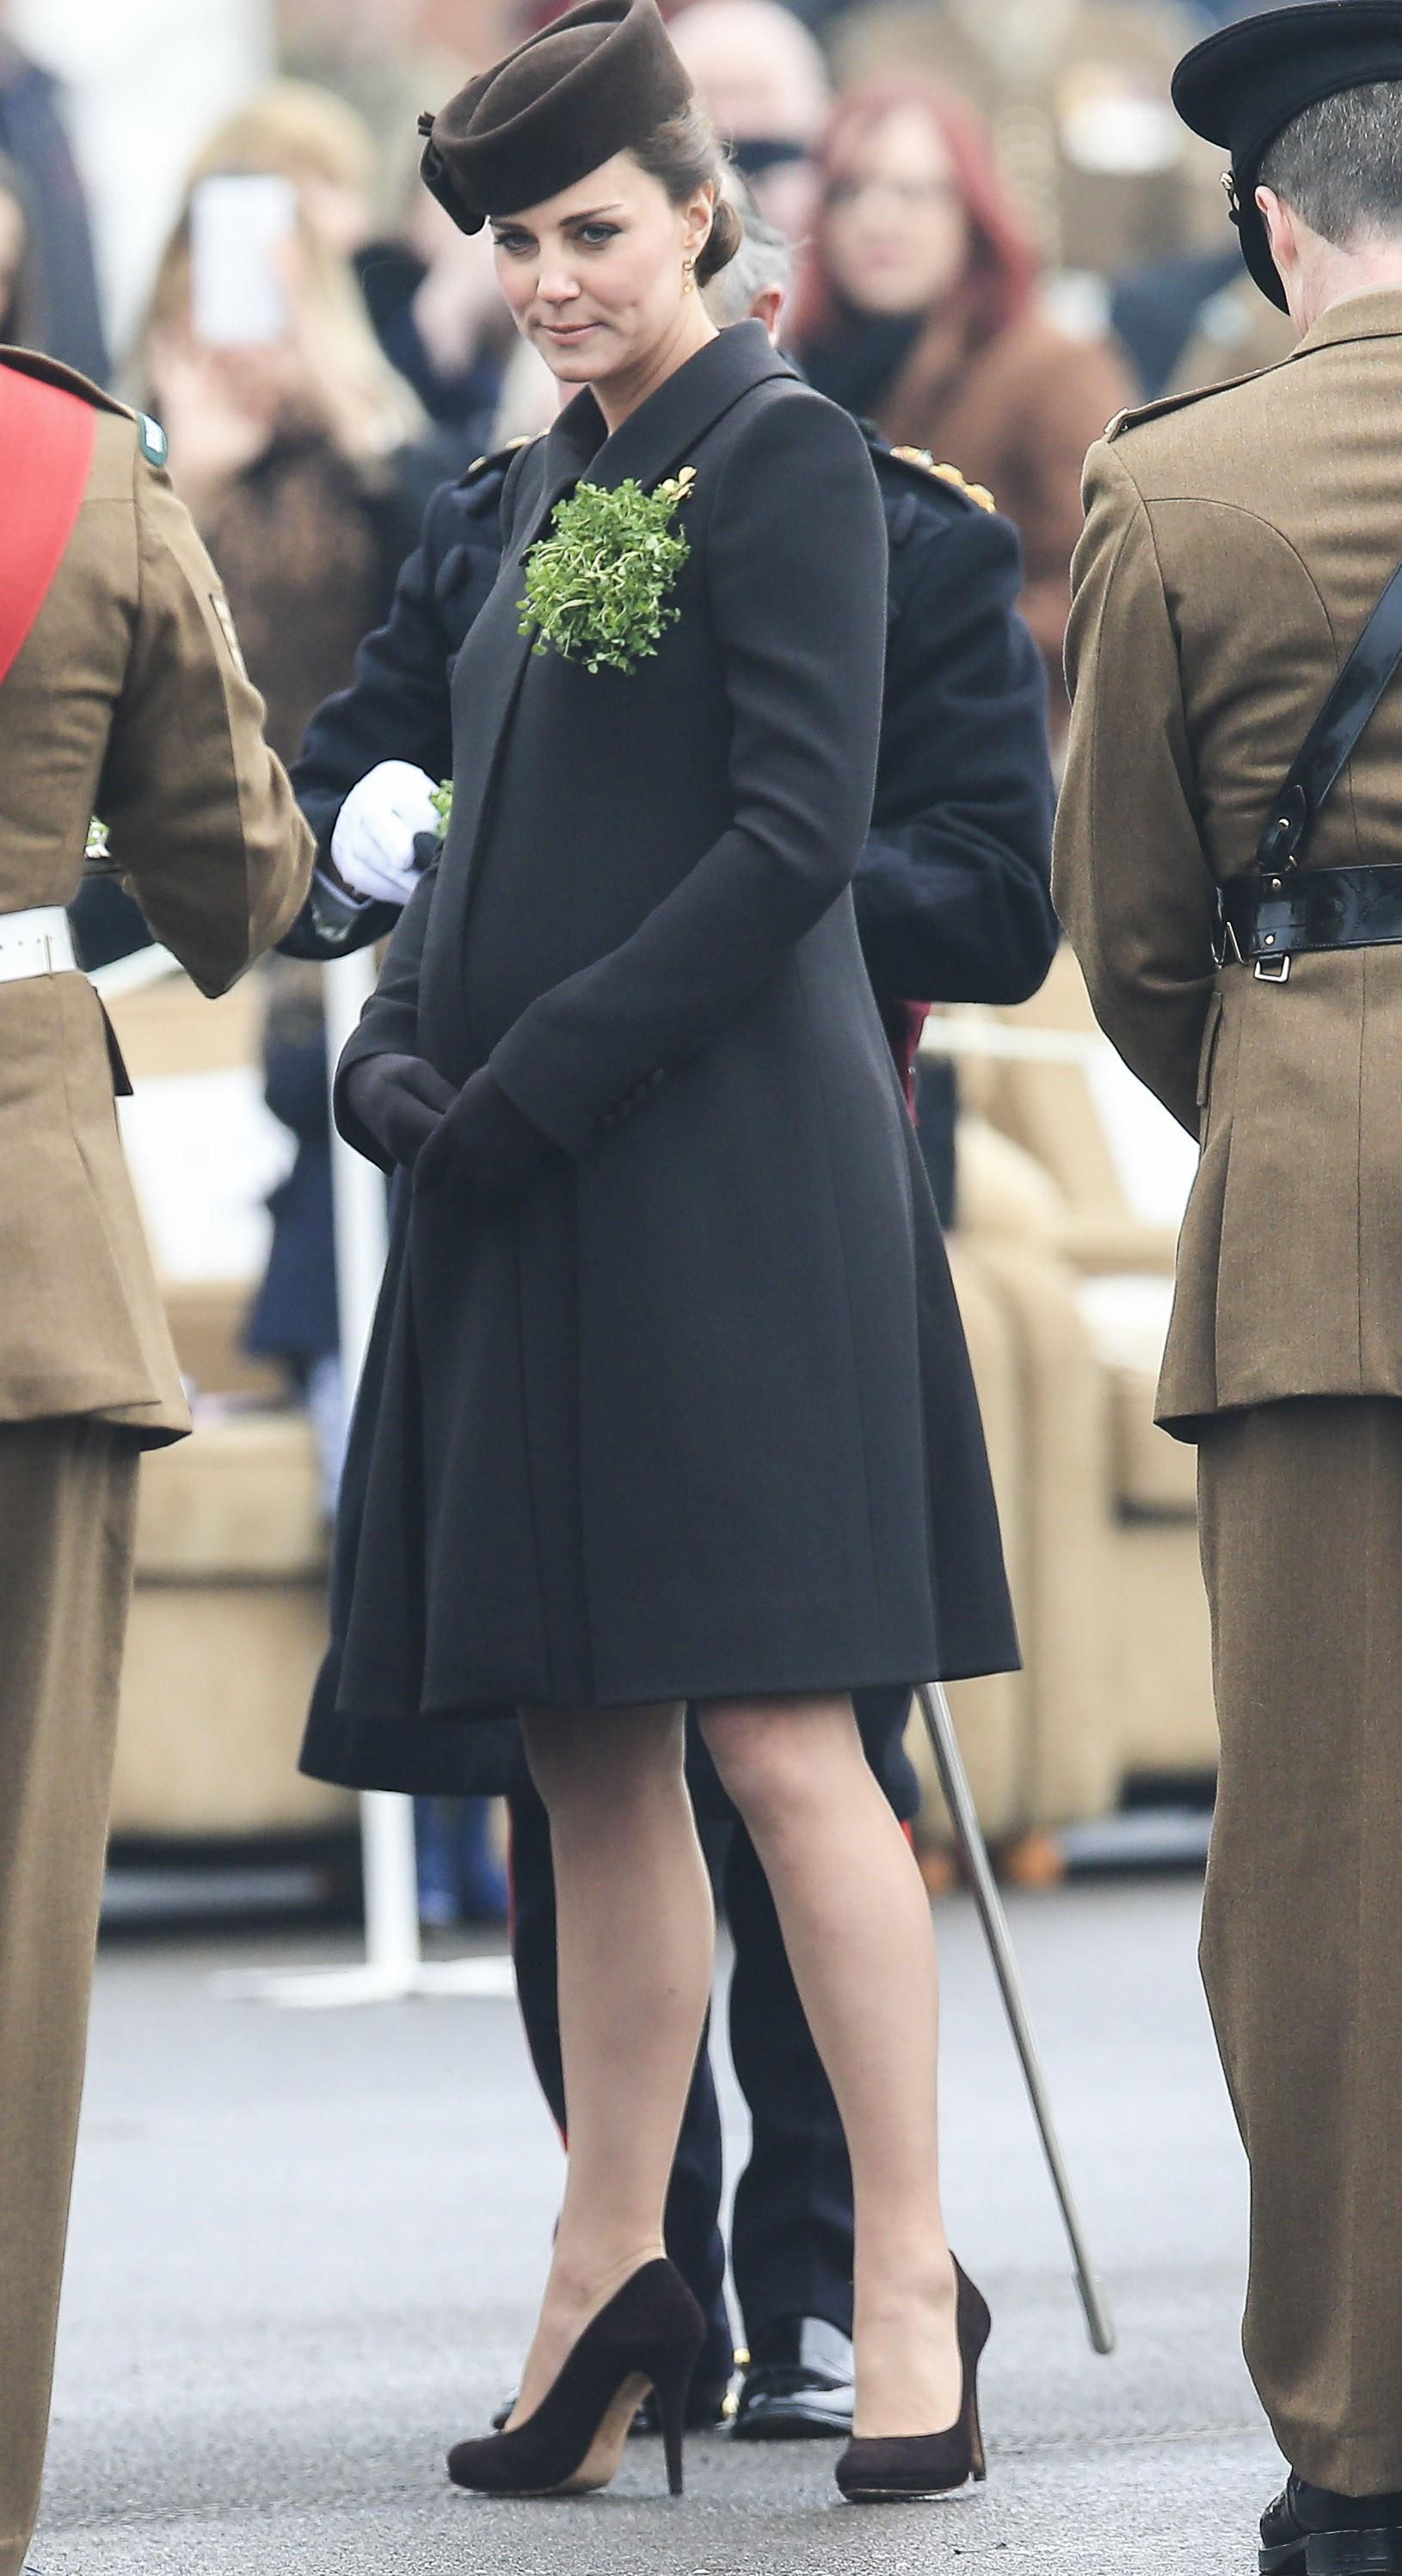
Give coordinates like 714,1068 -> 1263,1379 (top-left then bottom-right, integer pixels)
301,1647 -> 1019,1798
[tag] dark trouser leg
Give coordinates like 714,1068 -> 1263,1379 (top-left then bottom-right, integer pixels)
506,1781 -> 731,2365
0,1420 -> 138,2576
1198,1398 -> 1402,2495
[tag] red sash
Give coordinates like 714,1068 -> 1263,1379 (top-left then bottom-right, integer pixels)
0,366 -> 95,687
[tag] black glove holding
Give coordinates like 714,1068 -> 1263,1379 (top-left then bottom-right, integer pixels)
340,1052 -> 455,1171
414,1065 -> 561,1207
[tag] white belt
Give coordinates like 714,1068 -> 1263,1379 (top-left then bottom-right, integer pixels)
0,907 -> 76,984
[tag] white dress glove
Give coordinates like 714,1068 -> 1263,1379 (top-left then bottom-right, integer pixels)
329,760 -> 442,906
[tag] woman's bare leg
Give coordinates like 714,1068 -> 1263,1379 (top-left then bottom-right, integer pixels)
509,1700 -> 714,2421
698,1692 -> 957,2439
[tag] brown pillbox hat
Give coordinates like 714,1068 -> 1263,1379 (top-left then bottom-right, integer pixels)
418,0 -> 694,235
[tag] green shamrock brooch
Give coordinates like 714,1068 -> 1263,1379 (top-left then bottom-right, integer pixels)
519,466 -> 697,678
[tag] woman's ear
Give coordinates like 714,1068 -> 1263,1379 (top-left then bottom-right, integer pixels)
684,183 -> 716,263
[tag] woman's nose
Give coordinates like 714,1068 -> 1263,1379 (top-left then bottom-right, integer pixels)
537,266 -> 579,306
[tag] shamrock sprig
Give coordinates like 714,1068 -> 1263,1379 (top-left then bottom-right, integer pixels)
519,467 -> 697,678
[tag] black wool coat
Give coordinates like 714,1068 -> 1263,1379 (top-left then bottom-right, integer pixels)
312,322 -> 1020,1753
281,412 -> 1057,1015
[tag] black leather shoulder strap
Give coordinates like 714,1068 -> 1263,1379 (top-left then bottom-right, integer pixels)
1257,557 -> 1402,875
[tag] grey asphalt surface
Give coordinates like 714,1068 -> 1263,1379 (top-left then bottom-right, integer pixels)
34,1875 -> 1280,2576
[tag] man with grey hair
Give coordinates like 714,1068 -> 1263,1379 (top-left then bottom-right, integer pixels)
1055,8 -> 1402,2568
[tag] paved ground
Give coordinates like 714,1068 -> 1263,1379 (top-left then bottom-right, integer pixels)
34,1875 -> 1281,2576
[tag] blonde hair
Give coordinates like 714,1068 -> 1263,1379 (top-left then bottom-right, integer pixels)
188,80 -> 378,200
137,196 -> 424,462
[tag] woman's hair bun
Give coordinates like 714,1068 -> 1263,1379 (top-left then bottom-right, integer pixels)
698,188 -> 743,285
632,102 -> 742,286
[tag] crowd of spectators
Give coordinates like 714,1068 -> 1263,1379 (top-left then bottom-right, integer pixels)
11,0 -> 1290,739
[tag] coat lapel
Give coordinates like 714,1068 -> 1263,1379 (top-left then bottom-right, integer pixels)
452,323 -> 796,818
421,325 -> 798,1072
591,320 -> 796,493
434,399 -> 602,875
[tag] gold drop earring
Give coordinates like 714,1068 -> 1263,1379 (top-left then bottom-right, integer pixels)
683,254 -> 697,294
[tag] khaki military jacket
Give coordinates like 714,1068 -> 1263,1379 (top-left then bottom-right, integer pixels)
1055,289 -> 1402,1436
0,349 -> 313,1442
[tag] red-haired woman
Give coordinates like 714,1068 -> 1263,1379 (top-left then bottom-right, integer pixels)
793,77 -> 1132,737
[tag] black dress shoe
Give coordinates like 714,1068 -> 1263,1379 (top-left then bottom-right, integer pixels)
1261,2475 -> 1402,2573
730,2315 -> 854,2441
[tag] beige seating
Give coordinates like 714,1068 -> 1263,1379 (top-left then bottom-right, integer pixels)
97,964 -> 351,1842
920,950 -> 1218,1852
111,1409 -> 349,1840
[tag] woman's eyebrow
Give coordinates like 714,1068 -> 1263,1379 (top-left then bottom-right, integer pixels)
563,202 -> 626,219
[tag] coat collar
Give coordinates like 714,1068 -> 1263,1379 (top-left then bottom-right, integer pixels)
1292,285 -> 1402,360
538,319 -> 796,513
430,323 -> 796,1036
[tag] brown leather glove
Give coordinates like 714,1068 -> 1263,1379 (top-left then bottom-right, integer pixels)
340,1052 -> 455,1170
414,1066 -> 561,1206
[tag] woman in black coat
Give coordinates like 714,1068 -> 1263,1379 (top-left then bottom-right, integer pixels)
329,0 -> 1015,2510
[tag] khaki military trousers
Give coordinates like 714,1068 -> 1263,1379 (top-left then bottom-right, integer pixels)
0,1418 -> 139,2576
1198,1397 -> 1402,2496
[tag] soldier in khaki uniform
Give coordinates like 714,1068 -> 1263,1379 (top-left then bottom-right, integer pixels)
0,345 -> 311,2576
1055,9 -> 1402,2568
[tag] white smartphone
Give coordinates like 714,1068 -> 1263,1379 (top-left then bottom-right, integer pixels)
189,173 -> 297,347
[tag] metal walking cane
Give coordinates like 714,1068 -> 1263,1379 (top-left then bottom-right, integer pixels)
917,1681 -> 1116,2356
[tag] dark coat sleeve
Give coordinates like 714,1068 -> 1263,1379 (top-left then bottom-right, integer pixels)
331,863 -> 439,1166
854,497 -> 1058,1007
279,470 -> 504,962
489,393 -> 889,1158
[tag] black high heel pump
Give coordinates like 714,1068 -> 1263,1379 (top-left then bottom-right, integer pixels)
835,2259 -> 991,2503
446,2258 -> 705,2499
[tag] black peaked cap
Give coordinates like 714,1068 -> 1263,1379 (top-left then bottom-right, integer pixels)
1174,2 -> 1402,309
419,0 -> 693,236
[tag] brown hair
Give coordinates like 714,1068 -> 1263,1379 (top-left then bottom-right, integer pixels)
631,101 -> 742,284
790,77 -> 1039,354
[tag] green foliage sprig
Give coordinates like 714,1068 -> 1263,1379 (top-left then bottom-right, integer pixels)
519,467 -> 697,678
429,779 -> 453,833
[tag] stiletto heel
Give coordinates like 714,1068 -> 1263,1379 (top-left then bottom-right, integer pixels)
835,2259 -> 992,2504
651,2342 -> 693,2497
446,2258 -> 704,2499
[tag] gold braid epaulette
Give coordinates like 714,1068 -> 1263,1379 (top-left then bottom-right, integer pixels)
464,433 -> 538,478
890,446 -> 997,513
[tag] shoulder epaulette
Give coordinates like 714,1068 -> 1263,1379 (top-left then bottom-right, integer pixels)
1105,352 -> 1295,442
463,432 -> 540,483
0,341 -> 137,427
873,436 -> 997,513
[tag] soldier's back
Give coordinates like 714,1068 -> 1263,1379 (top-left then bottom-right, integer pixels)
1107,289 -> 1402,884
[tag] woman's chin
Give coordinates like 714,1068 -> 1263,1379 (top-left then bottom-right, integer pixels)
534,329 -> 610,384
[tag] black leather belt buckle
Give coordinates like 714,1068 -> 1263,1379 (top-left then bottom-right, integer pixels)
1219,862 -> 1402,976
